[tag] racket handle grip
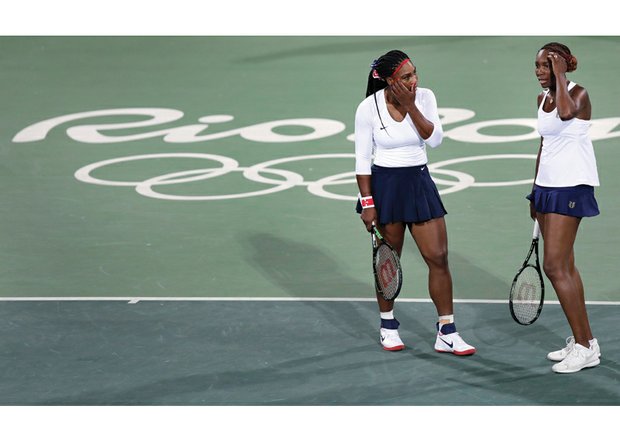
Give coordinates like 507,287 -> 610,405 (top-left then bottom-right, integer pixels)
370,223 -> 384,241
533,219 -> 541,239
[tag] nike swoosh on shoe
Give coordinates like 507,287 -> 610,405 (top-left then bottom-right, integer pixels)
439,337 -> 453,348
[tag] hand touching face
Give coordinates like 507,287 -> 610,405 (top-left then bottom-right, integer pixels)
390,79 -> 416,106
387,61 -> 418,105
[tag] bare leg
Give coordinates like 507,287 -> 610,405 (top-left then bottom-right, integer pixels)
409,217 -> 453,316
537,213 -> 593,346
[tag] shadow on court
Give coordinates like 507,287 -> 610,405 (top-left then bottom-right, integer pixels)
0,300 -> 617,405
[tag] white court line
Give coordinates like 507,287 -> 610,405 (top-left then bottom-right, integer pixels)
0,297 -> 619,305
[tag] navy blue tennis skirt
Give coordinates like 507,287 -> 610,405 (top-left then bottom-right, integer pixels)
527,184 -> 600,218
355,164 -> 447,224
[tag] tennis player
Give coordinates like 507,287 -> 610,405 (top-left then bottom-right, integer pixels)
529,42 -> 601,373
354,49 -> 475,355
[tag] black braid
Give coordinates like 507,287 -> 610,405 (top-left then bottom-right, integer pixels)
365,50 -> 411,132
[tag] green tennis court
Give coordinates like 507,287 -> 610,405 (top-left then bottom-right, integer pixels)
1,36 -> 618,410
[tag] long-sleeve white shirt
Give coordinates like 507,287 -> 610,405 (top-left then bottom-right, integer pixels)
354,87 -> 443,175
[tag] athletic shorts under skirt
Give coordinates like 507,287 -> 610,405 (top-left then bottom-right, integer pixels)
355,164 -> 447,224
526,184 -> 600,218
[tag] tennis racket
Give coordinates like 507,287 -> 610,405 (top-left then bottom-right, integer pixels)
509,220 -> 545,325
371,225 -> 403,301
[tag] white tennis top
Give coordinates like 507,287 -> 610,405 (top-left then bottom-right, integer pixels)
536,81 -> 600,187
354,87 -> 443,175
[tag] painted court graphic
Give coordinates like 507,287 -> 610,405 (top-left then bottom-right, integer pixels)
1,36 -> 619,407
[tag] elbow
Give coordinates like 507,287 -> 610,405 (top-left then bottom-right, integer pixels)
425,126 -> 443,148
558,106 -> 578,121
355,159 -> 372,175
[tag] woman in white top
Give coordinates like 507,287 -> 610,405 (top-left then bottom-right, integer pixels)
530,42 -> 601,373
354,50 -> 475,355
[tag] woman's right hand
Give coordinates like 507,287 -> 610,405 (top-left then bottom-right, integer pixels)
529,201 -> 537,220
360,208 -> 377,232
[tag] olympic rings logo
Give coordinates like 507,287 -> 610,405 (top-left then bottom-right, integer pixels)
18,106 -> 603,201
74,153 -> 537,201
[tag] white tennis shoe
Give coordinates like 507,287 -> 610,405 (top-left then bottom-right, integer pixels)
552,343 -> 600,373
547,336 -> 601,362
434,323 -> 476,356
380,328 -> 405,351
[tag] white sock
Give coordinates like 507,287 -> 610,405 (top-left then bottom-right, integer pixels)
437,314 -> 454,332
380,311 -> 394,320
438,314 -> 454,324
589,338 -> 597,347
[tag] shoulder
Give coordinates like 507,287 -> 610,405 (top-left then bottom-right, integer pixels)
570,82 -> 586,92
570,83 -> 590,100
355,94 -> 377,124
356,92 -> 381,116
356,96 -> 371,115
416,87 -> 439,107
417,87 -> 435,98
357,94 -> 374,110
570,83 -> 591,119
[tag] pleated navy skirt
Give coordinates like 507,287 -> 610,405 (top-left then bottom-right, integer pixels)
527,184 -> 600,218
355,164 -> 447,224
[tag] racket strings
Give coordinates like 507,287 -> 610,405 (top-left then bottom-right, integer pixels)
375,245 -> 401,300
511,265 -> 543,324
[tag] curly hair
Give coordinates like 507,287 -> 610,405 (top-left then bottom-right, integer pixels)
540,42 -> 578,72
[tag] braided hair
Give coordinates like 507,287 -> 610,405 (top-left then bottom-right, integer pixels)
540,42 -> 578,72
365,50 -> 412,131
366,49 -> 411,97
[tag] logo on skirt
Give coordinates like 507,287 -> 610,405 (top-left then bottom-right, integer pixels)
568,201 -> 576,209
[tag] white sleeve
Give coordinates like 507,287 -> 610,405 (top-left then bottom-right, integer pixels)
354,100 -> 374,175
414,89 -> 443,148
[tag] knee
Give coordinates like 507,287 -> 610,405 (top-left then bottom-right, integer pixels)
543,260 -> 569,281
423,248 -> 449,269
